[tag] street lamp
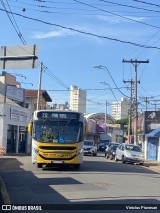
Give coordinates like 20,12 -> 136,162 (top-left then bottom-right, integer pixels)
93,65 -> 129,98
94,65 -> 117,88
100,81 -> 118,103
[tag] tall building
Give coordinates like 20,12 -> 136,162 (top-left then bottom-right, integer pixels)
69,85 -> 86,113
111,97 -> 129,120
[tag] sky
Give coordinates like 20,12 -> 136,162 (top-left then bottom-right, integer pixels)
1,0 -> 160,115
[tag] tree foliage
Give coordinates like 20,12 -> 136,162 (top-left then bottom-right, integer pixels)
114,118 -> 128,126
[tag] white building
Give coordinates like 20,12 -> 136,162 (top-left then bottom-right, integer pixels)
69,85 -> 86,113
111,97 -> 129,120
0,94 -> 32,154
0,72 -> 31,154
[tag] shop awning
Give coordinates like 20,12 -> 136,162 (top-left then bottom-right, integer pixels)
147,127 -> 160,137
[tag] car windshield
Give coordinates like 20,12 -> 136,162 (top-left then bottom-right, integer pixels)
84,141 -> 94,146
125,144 -> 142,152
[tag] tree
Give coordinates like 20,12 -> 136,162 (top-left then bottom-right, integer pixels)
114,118 -> 128,127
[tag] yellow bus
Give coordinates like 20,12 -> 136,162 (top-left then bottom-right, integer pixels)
28,110 -> 84,169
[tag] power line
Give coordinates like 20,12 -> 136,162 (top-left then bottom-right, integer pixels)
133,0 -> 160,8
1,0 -> 27,44
73,0 -> 160,30
99,0 -> 160,13
0,8 -> 160,50
7,0 -> 160,17
44,67 -> 69,90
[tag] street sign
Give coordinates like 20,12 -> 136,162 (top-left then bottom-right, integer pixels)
0,45 -> 38,69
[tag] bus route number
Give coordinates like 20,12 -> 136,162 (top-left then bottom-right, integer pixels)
41,113 -> 67,119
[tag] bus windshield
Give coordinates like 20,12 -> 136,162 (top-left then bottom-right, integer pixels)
33,119 -> 83,144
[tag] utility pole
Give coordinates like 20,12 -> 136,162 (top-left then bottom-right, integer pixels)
140,96 -> 154,111
151,100 -> 160,111
37,62 -> 43,110
144,97 -> 150,111
122,59 -> 149,145
123,79 -> 134,143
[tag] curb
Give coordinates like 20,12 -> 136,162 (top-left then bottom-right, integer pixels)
0,176 -> 11,204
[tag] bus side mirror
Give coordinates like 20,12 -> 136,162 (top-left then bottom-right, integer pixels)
28,123 -> 32,135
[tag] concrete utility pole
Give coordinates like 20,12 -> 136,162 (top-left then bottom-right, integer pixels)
123,79 -> 134,143
37,62 -> 43,110
122,59 -> 149,145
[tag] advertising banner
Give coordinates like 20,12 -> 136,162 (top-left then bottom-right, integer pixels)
144,111 -> 160,134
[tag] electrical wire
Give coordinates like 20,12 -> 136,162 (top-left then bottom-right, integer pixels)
45,67 -> 69,90
99,0 -> 160,13
0,8 -> 160,50
1,0 -> 27,44
133,0 -> 160,8
73,0 -> 160,30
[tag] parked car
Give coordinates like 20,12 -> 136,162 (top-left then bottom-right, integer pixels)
105,142 -> 120,160
115,143 -> 144,165
99,139 -> 110,152
83,140 -> 97,156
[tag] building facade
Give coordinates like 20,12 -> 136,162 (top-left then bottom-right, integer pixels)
69,85 -> 86,113
0,97 -> 32,154
0,71 -> 21,87
25,90 -> 52,115
111,97 -> 129,120
0,72 -> 52,154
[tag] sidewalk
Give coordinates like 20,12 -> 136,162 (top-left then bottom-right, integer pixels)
143,160 -> 160,173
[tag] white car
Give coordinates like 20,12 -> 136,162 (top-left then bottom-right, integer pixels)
115,143 -> 144,165
83,140 -> 97,156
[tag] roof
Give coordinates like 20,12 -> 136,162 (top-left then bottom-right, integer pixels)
25,90 -> 52,102
147,127 -> 160,137
84,112 -> 115,124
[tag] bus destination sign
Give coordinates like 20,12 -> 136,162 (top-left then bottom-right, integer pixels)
37,111 -> 80,120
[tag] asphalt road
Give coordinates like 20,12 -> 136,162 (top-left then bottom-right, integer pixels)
0,153 -> 160,213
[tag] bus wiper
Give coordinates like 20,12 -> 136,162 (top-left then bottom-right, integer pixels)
60,119 -> 73,134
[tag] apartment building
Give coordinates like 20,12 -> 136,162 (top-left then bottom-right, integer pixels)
111,97 -> 129,120
69,85 -> 86,113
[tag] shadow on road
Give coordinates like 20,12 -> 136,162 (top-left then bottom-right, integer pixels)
0,156 -> 160,213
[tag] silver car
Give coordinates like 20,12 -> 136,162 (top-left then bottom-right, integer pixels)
83,140 -> 97,156
115,143 -> 144,165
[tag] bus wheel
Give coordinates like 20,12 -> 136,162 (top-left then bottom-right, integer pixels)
37,163 -> 43,168
74,164 -> 80,170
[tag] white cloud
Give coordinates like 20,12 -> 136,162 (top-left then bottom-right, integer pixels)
31,28 -> 75,39
96,15 -> 146,24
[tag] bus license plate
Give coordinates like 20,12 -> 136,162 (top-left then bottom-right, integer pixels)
53,160 -> 63,164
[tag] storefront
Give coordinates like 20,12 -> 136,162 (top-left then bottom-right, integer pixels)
146,128 -> 160,162
0,103 -> 32,154
84,118 -> 98,144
